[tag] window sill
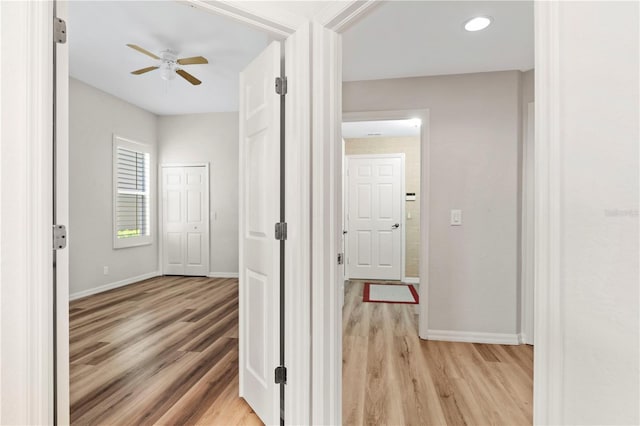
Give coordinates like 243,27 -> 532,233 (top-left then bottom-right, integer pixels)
113,238 -> 152,250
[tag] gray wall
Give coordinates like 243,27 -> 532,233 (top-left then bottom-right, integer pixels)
344,70 -> 530,335
158,113 -> 240,275
70,80 -> 241,297
69,78 -> 159,296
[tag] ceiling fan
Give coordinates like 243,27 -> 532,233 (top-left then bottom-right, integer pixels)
127,44 -> 208,86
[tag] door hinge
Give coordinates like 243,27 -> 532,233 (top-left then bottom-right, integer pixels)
54,17 -> 67,44
53,225 -> 67,250
275,366 -> 287,384
337,253 -> 344,265
275,222 -> 288,240
275,77 -> 287,96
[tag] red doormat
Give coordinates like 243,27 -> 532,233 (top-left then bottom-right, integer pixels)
363,282 -> 419,304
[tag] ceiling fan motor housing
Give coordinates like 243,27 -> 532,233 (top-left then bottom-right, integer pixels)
160,50 -> 178,80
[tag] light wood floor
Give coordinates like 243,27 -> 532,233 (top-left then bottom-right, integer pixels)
69,276 -> 261,426
71,276 -> 533,425
343,280 -> 534,425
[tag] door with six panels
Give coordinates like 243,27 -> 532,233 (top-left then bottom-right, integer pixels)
161,165 -> 209,276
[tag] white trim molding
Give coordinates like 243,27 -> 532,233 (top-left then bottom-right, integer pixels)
311,21 -> 343,426
0,1 -> 54,424
187,0 -> 300,39
403,277 -> 419,284
207,272 -> 239,279
520,101 -> 535,346
518,333 -> 528,345
427,330 -> 520,346
69,271 -> 161,301
284,22 -> 312,426
314,0 -> 380,32
533,1 -> 564,425
54,1 -> 71,422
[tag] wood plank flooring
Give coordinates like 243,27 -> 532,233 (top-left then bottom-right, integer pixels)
71,276 -> 532,425
343,280 -> 534,425
69,276 -> 261,426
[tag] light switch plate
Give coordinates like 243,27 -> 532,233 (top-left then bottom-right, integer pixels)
450,209 -> 462,226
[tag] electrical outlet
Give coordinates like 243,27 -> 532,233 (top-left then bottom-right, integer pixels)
103,266 -> 109,275
450,209 -> 462,226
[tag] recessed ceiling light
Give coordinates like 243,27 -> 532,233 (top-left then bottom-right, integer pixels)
464,16 -> 492,32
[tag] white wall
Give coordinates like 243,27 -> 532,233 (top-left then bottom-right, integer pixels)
158,113 -> 239,275
344,71 -> 524,336
552,2 -> 638,423
69,78 -> 158,297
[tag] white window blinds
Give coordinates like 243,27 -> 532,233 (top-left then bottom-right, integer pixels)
113,136 -> 151,248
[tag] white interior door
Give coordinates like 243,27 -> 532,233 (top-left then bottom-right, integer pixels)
239,41 -> 281,425
161,165 -> 209,276
347,154 -> 404,280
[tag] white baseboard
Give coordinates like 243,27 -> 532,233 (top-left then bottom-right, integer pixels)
69,271 -> 161,301
518,333 -> 534,345
427,329 -> 520,345
403,277 -> 419,284
207,272 -> 239,278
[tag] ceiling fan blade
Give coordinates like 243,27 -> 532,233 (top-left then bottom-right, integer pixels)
176,69 -> 202,85
177,56 -> 209,65
126,44 -> 160,60
131,66 -> 159,75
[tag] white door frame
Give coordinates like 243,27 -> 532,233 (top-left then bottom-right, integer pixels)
159,163 -> 210,276
521,102 -> 535,345
345,153 -> 407,282
343,110 -> 430,339
533,3 -> 563,423
2,0 -> 566,424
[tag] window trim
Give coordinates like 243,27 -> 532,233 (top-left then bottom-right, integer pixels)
112,134 -> 153,249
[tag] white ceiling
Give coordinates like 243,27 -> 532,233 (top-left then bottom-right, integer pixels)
342,119 -> 421,139
69,1 -> 270,115
342,1 -> 534,82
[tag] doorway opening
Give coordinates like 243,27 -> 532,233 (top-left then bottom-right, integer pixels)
343,119 -> 421,285
62,1 -> 289,424
338,1 -> 535,424
341,118 -> 422,309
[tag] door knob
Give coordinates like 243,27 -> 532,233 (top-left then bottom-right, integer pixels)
392,223 -> 400,229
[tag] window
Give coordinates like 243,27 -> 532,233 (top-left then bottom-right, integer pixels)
113,135 -> 152,249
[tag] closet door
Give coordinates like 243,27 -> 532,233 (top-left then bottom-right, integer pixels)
162,165 -> 209,276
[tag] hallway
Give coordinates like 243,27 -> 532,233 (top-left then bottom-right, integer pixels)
343,280 -> 533,425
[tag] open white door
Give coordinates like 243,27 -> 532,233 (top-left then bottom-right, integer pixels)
161,165 -> 210,276
239,41 -> 282,424
347,154 -> 404,281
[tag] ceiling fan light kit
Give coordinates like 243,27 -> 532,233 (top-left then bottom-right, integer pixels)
127,44 -> 208,86
159,50 -> 177,81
